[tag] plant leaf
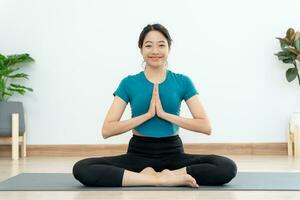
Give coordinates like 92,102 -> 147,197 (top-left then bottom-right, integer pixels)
287,47 -> 300,55
7,73 -> 29,79
276,37 -> 291,46
295,32 -> 300,41
274,51 -> 296,63
279,39 -> 290,51
10,83 -> 33,92
0,67 -> 20,76
0,59 -> 4,68
294,38 -> 300,51
7,88 -> 26,95
286,28 -> 295,41
6,54 -> 34,67
0,54 -> 6,61
286,67 -> 298,82
3,91 -> 13,96
275,51 -> 291,57
291,33 -> 296,43
0,79 -> 5,91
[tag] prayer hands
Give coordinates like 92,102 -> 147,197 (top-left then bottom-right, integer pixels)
147,84 -> 166,118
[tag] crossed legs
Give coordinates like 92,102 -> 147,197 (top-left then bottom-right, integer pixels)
73,153 -> 237,187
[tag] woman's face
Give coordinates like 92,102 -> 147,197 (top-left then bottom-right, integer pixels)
140,30 -> 170,69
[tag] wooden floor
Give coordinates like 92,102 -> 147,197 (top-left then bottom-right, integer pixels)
0,155 -> 300,199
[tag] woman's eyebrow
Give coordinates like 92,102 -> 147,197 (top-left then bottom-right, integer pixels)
145,41 -> 166,44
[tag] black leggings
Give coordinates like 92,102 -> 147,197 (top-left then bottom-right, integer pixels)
73,134 -> 237,187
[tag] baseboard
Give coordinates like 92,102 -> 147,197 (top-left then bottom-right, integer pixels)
0,143 -> 287,157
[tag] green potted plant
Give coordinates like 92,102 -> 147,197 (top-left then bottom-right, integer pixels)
0,53 -> 34,137
275,28 -> 300,144
275,27 -> 300,85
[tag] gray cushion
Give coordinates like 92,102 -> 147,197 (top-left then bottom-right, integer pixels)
0,101 -> 25,136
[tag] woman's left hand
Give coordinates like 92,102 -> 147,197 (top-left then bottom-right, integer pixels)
154,84 -> 166,118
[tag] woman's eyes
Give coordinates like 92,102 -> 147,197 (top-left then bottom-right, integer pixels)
145,45 -> 165,48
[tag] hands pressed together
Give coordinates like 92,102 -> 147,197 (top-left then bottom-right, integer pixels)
147,84 -> 166,119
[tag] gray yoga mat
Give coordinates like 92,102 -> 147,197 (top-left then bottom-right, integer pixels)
0,172 -> 300,191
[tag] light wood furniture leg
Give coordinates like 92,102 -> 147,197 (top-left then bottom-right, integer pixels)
294,124 -> 300,158
21,132 -> 27,157
288,122 -> 293,156
12,113 -> 19,160
21,113 -> 27,157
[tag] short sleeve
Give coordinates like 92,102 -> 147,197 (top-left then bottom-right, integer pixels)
182,74 -> 199,101
113,77 -> 130,103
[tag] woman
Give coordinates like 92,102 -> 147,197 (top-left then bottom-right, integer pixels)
73,24 -> 237,188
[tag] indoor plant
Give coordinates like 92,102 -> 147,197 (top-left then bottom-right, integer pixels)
275,27 -> 300,85
275,28 -> 300,145
0,53 -> 34,137
0,53 -> 34,101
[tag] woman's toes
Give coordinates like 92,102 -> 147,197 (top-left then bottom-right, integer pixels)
185,175 -> 198,188
161,169 -> 174,175
140,167 -> 157,175
161,169 -> 169,173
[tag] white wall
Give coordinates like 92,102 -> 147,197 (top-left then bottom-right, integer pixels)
1,0 -> 300,144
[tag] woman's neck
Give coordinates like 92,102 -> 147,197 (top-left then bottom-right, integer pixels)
144,66 -> 167,84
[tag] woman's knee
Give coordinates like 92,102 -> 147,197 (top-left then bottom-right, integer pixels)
72,159 -> 89,181
72,157 -> 102,185
215,155 -> 238,184
72,157 -> 125,187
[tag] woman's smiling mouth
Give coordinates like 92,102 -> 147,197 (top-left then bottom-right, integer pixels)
149,56 -> 163,61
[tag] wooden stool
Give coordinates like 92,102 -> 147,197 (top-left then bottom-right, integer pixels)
0,113 -> 27,160
288,122 -> 300,157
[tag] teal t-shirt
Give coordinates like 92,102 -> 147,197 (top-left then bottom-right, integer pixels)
113,69 -> 199,138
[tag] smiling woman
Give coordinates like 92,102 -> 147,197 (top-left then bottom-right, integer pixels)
72,23 -> 237,188
138,24 -> 172,71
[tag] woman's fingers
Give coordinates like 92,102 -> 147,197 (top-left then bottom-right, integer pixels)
153,84 -> 157,97
147,84 -> 156,118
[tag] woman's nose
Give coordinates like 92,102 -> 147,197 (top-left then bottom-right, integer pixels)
151,48 -> 160,53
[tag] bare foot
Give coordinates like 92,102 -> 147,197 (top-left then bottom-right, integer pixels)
157,169 -> 199,188
139,167 -> 157,176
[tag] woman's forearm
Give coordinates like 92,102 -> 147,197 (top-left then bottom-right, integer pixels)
161,112 -> 212,135
102,113 -> 152,139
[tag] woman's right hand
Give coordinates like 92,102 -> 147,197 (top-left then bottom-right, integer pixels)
147,84 -> 156,118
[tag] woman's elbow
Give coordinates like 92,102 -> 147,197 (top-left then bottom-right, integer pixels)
195,127 -> 212,135
199,127 -> 212,135
205,122 -> 212,135
101,124 -> 109,139
205,119 -> 212,135
196,119 -> 212,135
198,124 -> 212,135
101,129 -> 107,139
206,127 -> 212,135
